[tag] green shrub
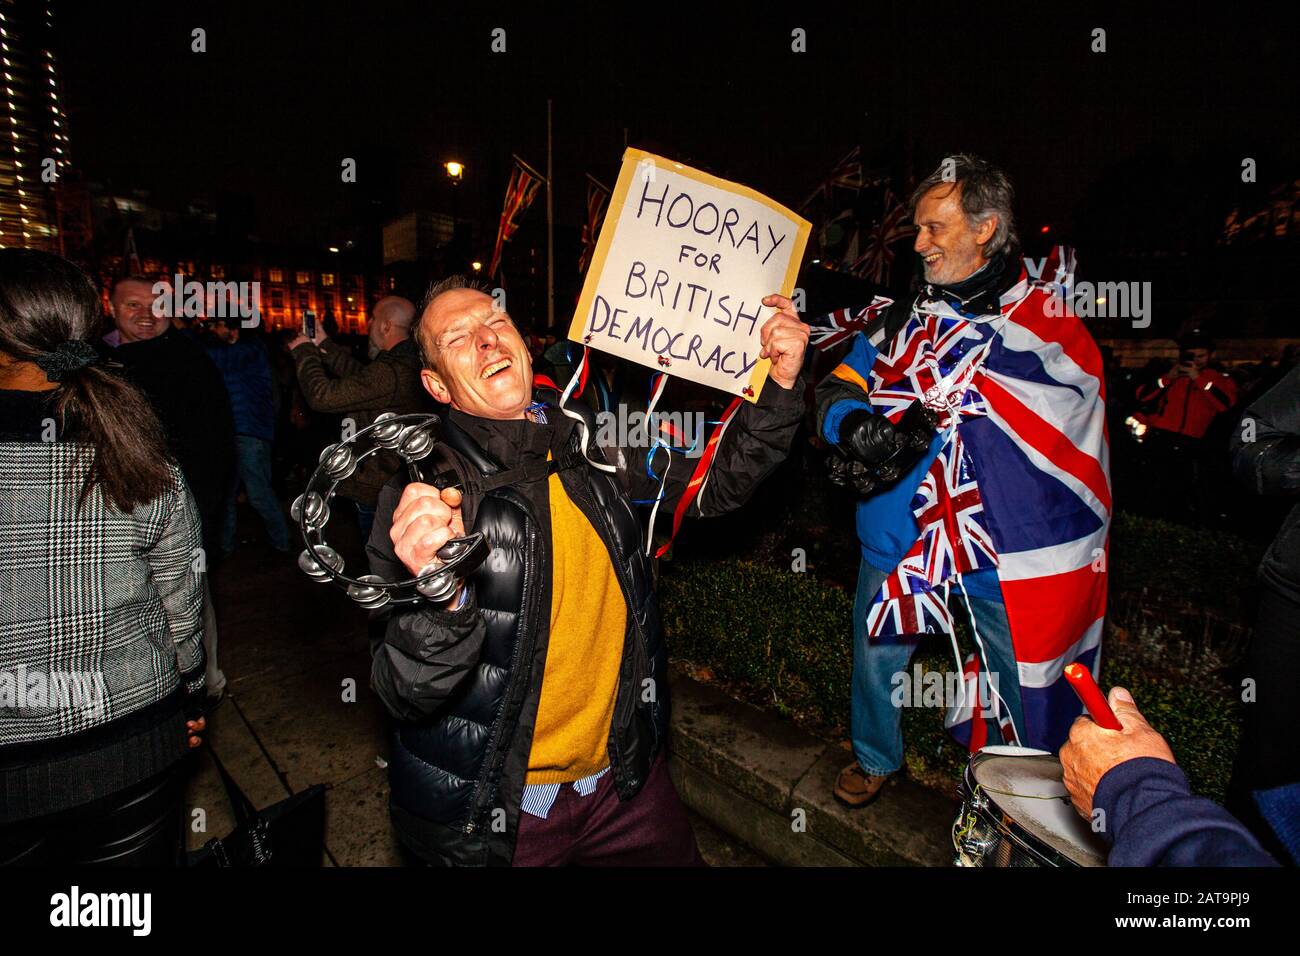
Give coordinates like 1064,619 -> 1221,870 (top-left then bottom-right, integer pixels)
1109,512 -> 1260,620
658,558 -> 981,788
1099,655 -> 1241,801
659,531 -> 1245,802
658,559 -> 854,723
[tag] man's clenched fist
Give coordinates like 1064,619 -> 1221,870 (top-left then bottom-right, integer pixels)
390,483 -> 465,577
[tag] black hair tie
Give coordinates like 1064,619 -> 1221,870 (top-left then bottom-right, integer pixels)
35,340 -> 100,382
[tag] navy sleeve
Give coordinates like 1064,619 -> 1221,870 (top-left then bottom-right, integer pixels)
1095,757 -> 1279,867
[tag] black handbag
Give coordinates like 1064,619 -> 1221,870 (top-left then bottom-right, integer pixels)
187,743 -> 326,867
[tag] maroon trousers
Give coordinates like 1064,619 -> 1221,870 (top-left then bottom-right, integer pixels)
512,754 -> 703,867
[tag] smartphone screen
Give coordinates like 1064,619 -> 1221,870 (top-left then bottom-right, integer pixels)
302,309 -> 316,340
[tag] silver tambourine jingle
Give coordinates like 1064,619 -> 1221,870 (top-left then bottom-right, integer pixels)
292,412 -> 490,606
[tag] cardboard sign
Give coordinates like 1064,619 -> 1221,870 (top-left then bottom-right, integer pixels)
568,149 -> 810,402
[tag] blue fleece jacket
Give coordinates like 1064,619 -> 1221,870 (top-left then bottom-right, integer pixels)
1096,757 -> 1278,867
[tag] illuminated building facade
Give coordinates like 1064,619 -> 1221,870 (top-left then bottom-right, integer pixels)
253,263 -> 374,335
0,0 -> 68,250
94,251 -> 381,337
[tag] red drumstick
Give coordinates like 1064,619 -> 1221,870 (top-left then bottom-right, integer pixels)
1063,663 -> 1123,731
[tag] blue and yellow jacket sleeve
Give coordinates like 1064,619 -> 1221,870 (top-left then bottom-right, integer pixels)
816,332 -> 880,444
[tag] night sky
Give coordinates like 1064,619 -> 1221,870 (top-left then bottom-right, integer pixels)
60,2 -> 1299,253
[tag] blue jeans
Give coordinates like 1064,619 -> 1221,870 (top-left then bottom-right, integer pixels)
850,559 -> 1026,775
223,435 -> 291,553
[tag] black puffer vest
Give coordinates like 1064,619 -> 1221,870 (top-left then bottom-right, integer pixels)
385,397 -> 669,866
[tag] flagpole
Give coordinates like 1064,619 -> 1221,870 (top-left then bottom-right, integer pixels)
546,98 -> 555,331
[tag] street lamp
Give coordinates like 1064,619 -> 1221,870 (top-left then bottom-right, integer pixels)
445,161 -> 466,269
471,261 -> 482,272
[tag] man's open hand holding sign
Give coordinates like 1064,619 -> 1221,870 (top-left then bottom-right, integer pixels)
760,293 -> 810,389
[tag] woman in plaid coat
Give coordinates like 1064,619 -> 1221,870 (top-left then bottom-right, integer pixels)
0,249 -> 206,865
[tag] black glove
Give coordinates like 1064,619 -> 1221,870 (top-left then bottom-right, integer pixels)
832,402 -> 939,495
839,409 -> 904,467
826,449 -> 879,495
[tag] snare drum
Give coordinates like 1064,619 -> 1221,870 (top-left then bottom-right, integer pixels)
953,747 -> 1108,867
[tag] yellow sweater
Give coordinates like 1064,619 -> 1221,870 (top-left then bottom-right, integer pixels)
524,470 -> 627,784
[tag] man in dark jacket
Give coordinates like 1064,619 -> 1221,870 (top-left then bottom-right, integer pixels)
1060,686 -> 1278,866
102,276 -> 237,702
1226,362 -> 1300,863
101,277 -> 236,556
366,275 -> 809,866
288,296 -> 429,537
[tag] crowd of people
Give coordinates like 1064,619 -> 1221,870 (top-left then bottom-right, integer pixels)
0,154 -> 1293,868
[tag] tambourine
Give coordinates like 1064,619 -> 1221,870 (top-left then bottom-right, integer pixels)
291,412 -> 490,608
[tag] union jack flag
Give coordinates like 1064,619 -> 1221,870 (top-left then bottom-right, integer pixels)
834,269 -> 1111,752
808,295 -> 894,352
851,189 -> 917,284
578,174 -> 611,275
799,145 -> 865,213
1046,244 -> 1077,297
1026,244 -> 1077,299
944,653 -> 1019,750
865,582 -> 953,636
866,309 -> 984,423
488,156 -> 545,280
901,430 -> 999,587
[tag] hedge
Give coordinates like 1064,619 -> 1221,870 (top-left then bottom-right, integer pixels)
659,513 -> 1250,802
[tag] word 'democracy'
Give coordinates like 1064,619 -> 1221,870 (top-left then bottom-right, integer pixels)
569,149 -> 809,402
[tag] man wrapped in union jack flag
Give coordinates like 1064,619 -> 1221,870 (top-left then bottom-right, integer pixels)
815,155 -> 1110,809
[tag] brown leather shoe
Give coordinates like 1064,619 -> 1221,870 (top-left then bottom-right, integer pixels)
833,761 -> 890,809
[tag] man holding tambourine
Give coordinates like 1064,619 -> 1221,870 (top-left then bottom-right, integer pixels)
362,275 -> 809,866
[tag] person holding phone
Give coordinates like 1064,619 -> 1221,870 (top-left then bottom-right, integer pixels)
1133,332 -> 1238,440
1131,331 -> 1239,521
287,296 -> 428,538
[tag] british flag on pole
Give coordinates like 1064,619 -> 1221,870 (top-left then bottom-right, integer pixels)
577,174 -> 610,275
488,156 -> 545,280
851,189 -> 917,285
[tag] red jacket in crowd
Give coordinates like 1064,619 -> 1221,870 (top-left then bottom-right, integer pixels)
1135,367 -> 1239,439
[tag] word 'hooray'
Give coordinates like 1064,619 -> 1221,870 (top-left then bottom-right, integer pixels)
633,177 -> 790,266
